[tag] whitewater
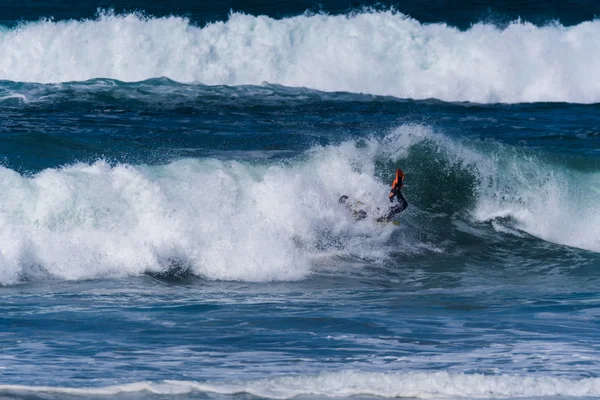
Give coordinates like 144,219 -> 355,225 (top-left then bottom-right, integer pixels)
1,10 -> 600,103
3,371 -> 600,398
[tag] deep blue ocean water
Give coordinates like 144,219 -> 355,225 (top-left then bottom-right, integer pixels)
1,1 -> 600,399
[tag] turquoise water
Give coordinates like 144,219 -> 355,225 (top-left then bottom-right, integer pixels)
1,1 -> 600,399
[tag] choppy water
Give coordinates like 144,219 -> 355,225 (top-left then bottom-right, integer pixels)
1,1 -> 600,399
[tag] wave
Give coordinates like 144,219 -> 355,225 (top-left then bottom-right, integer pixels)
0,138 -> 398,285
1,11 -> 600,103
384,125 -> 600,253
1,371 -> 600,398
1,124 -> 598,285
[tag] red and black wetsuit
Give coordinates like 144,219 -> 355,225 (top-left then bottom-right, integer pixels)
377,169 -> 408,222
379,188 -> 408,222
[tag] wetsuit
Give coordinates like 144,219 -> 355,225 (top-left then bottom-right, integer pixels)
376,181 -> 408,222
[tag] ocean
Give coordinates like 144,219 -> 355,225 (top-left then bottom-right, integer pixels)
1,0 -> 600,399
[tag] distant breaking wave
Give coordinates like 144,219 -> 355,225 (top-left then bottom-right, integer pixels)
1,11 -> 600,103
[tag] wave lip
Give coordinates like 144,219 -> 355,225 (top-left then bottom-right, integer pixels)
1,11 -> 600,103
1,371 -> 600,398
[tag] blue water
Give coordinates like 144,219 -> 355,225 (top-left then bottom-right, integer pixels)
1,1 -> 600,399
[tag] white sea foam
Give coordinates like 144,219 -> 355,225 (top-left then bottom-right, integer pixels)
0,139 -> 397,285
1,371 -> 599,398
1,11 -> 600,103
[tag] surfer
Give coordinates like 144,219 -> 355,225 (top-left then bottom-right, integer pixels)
338,169 -> 408,222
376,169 -> 408,222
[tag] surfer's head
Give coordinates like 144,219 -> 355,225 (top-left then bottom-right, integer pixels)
338,195 -> 349,204
392,169 -> 404,190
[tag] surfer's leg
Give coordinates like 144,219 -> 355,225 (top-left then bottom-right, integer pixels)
379,195 -> 408,222
396,192 -> 408,213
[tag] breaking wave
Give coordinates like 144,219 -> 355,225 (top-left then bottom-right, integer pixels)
1,11 -> 600,103
1,124 -> 598,285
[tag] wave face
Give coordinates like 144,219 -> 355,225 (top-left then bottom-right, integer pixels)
1,124 -> 599,285
389,126 -> 600,254
1,11 -> 600,103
